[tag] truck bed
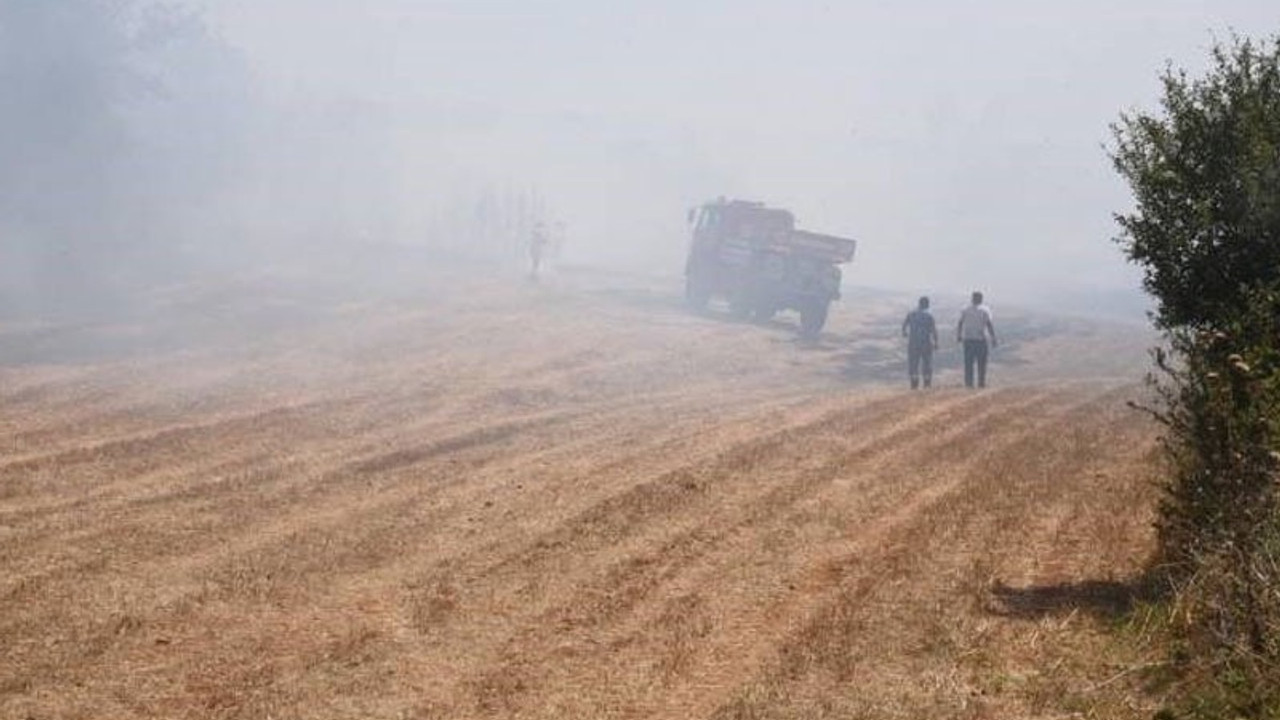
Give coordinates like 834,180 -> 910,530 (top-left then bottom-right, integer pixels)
788,230 -> 857,263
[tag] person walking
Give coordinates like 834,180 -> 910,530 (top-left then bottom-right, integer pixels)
901,296 -> 938,389
529,222 -> 549,279
956,291 -> 997,388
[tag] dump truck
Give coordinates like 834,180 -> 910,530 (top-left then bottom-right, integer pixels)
683,199 -> 857,336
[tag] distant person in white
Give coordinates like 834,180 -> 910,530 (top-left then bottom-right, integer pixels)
529,222 -> 549,279
956,291 -> 997,388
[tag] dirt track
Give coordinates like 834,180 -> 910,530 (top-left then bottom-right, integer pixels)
0,267 -> 1162,719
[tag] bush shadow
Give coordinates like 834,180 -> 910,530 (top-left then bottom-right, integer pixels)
986,575 -> 1164,621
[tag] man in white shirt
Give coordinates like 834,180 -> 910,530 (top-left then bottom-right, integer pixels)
956,291 -> 998,388
529,223 -> 549,279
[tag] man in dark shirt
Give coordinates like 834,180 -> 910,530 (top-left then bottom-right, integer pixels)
902,296 -> 938,389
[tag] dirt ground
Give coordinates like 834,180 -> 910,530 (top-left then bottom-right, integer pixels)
1,262 -> 1166,719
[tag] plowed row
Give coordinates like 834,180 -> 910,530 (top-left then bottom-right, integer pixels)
0,271 -> 1161,718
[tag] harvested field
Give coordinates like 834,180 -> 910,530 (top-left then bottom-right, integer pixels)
1,262 -> 1164,719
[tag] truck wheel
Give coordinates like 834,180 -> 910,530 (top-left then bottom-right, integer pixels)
753,303 -> 777,322
799,300 -> 830,338
685,277 -> 711,310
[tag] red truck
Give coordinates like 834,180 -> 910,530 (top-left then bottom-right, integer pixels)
684,199 -> 857,337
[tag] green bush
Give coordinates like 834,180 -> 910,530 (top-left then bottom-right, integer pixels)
1113,35 -> 1280,715
1143,325 -> 1280,713
1148,298 -> 1280,714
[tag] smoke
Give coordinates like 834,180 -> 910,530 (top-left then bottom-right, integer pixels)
6,1 -> 1276,325
0,2 -> 255,316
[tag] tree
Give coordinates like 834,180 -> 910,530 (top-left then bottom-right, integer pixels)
0,1 -> 250,317
1112,35 -> 1280,713
1112,35 -> 1280,332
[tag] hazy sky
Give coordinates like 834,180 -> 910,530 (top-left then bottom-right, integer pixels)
205,1 -> 1277,303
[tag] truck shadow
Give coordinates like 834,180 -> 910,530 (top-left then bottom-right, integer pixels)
576,281 -> 1057,387
692,305 -> 817,338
